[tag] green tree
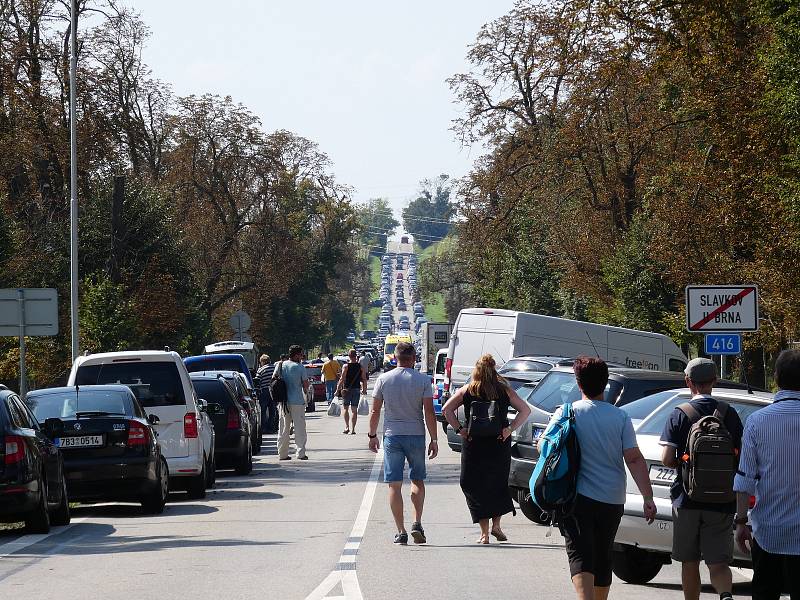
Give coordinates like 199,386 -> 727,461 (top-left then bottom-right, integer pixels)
402,175 -> 453,248
358,198 -> 399,254
80,275 -> 137,353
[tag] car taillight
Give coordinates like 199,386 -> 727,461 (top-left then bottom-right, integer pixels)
184,412 -> 199,438
127,421 -> 149,446
4,435 -> 25,465
749,495 -> 756,509
226,407 -> 240,430
443,358 -> 453,392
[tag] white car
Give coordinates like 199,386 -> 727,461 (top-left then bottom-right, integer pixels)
68,350 -> 216,499
613,387 -> 772,584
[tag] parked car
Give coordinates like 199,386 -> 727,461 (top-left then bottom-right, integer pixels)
184,353 -> 255,387
303,364 -> 327,410
26,385 -> 169,514
69,351 -> 214,499
610,387 -> 771,584
189,374 -> 252,475
194,371 -> 261,453
507,365 -> 761,524
0,386 -> 70,532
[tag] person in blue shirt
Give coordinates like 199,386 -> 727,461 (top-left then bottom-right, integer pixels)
734,349 -> 800,600
545,357 -> 656,600
275,345 -> 310,460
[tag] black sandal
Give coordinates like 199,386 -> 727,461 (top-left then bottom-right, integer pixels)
343,429 -> 350,434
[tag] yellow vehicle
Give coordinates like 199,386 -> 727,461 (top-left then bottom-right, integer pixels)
383,334 -> 413,371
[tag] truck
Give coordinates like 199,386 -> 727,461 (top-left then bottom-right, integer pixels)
443,308 -> 688,398
419,322 -> 454,374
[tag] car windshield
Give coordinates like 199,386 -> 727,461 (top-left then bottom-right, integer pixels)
27,389 -> 133,421
305,366 -> 322,377
500,359 -> 545,372
385,343 -> 397,354
526,371 -> 622,413
637,396 -> 767,436
75,362 -> 186,407
435,353 -> 447,375
620,390 -> 681,421
186,357 -> 243,375
192,379 -> 234,409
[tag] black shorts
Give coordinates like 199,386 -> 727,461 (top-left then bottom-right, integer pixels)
561,495 -> 624,587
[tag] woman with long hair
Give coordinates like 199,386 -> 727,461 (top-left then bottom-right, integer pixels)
442,354 -> 531,544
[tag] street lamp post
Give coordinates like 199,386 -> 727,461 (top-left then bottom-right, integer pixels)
69,0 -> 79,361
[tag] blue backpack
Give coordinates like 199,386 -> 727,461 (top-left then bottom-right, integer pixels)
529,403 -> 581,525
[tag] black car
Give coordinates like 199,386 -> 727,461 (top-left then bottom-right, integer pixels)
190,374 -> 252,475
0,386 -> 70,532
193,371 -> 261,454
507,366 -> 760,523
26,385 -> 169,515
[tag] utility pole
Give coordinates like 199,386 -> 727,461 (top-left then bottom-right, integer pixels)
69,0 -> 79,361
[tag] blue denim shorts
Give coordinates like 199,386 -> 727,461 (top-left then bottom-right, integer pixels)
383,435 -> 427,483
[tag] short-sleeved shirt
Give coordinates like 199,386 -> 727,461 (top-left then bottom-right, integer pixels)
373,367 -> 432,436
359,355 -> 371,374
659,394 -> 743,512
563,399 -> 638,505
275,360 -> 308,406
321,360 -> 341,382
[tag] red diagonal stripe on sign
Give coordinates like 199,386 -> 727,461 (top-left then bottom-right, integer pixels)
690,288 -> 754,331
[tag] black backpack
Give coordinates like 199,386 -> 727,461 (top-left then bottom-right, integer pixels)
466,393 -> 504,438
678,400 -> 737,503
269,361 -> 288,406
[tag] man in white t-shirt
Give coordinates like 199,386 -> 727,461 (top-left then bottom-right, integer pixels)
368,342 -> 437,545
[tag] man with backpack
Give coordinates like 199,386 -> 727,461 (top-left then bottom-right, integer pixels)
660,358 -> 743,600
536,357 -> 656,600
273,345 -> 310,461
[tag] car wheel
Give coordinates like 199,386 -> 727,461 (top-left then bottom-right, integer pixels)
25,474 -> 50,534
255,426 -> 262,453
517,489 -> 550,525
611,545 -> 665,584
235,440 -> 253,475
186,457 -> 207,500
50,477 -> 71,526
142,457 -> 169,514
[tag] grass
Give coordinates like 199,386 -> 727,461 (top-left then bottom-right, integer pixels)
415,242 -> 449,323
360,255 -> 382,331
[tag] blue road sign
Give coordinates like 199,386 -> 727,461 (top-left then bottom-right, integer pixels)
705,333 -> 741,356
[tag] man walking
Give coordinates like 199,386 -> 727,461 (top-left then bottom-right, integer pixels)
275,345 -> 310,461
337,349 -> 367,435
734,349 -> 800,599
368,342 -> 438,545
321,353 -> 341,402
359,350 -> 372,377
660,358 -> 743,600
543,357 -> 656,600
256,354 -> 278,433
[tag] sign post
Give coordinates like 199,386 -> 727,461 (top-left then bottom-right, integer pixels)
0,288 -> 59,398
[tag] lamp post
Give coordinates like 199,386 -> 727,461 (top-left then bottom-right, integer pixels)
69,0 -> 79,360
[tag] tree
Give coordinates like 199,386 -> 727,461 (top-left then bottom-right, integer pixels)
358,198 -> 398,254
402,175 -> 453,248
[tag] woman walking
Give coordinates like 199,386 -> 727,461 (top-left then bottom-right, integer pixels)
336,349 -> 367,435
442,354 -> 531,543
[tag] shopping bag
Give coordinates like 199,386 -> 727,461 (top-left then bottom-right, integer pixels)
357,395 -> 369,416
328,396 -> 342,417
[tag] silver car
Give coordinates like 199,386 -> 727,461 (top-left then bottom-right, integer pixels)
613,387 -> 772,584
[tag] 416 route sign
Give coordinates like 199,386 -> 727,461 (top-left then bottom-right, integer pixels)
686,285 -> 759,332
705,334 -> 741,356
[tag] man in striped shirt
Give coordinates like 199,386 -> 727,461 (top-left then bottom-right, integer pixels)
734,349 -> 800,600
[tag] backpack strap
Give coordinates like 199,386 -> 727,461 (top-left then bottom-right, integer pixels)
713,400 -> 729,421
677,402 -> 702,424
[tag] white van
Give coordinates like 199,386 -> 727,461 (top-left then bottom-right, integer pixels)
68,351 -> 215,498
443,308 -> 687,397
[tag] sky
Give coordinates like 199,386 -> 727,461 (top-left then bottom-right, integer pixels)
126,0 -> 515,220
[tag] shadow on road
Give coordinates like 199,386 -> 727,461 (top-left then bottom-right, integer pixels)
72,501 -> 219,518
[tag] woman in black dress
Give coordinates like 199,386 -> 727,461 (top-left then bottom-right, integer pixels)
442,354 -> 531,544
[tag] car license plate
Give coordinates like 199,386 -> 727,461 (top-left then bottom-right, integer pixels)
532,427 -> 545,439
649,465 -> 676,484
56,435 -> 104,448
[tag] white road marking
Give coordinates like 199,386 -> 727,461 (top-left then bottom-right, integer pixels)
0,517 -> 87,559
304,448 -> 383,600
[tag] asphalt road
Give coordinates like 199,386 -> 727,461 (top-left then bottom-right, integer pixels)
0,372 -> 757,600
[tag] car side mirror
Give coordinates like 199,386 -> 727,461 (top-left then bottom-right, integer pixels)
197,399 -> 208,413
43,417 -> 63,438
148,414 -> 160,424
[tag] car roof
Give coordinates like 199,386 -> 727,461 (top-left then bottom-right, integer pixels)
502,371 -> 547,384
75,350 -> 182,364
508,355 -> 569,364
184,354 -> 247,363
27,384 -> 133,397
648,387 -> 773,403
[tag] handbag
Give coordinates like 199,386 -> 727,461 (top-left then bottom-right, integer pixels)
357,395 -> 369,416
269,361 -> 288,406
327,396 -> 342,417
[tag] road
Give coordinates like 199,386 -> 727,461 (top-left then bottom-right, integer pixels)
0,373 -> 756,599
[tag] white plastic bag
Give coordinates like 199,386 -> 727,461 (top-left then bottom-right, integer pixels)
328,396 -> 342,417
357,395 -> 369,416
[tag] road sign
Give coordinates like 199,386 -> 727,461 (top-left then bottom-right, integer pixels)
229,310 -> 251,335
0,288 -> 59,336
686,285 -> 759,332
705,333 -> 741,356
